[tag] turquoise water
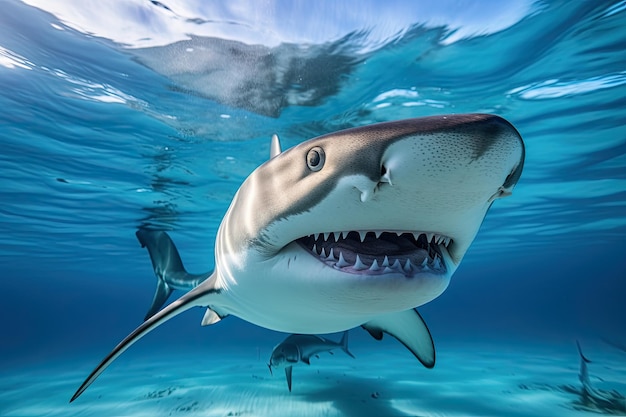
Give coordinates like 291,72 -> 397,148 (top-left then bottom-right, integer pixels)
1,1 -> 625,416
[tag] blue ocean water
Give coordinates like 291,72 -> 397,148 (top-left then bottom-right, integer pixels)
1,1 -> 625,416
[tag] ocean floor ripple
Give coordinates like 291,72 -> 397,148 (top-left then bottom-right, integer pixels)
1,341 -> 624,416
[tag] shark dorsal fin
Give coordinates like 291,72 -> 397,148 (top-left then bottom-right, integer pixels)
285,365 -> 293,392
270,134 -> 282,159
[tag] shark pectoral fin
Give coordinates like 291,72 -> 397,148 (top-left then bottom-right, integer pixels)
364,327 -> 383,340
200,308 -> 223,326
70,274 -> 221,403
144,279 -> 173,321
285,366 -> 293,392
362,308 -> 435,368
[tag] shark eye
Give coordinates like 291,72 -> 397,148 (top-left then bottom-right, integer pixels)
306,146 -> 325,171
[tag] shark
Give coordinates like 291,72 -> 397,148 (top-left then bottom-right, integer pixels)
71,113 -> 525,402
575,340 -> 626,413
268,331 -> 355,392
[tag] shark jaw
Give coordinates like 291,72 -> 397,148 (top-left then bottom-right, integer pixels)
215,114 -> 524,332
296,230 -> 450,277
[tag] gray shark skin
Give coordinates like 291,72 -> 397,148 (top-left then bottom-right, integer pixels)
135,228 -> 211,320
268,331 -> 355,392
71,114 -> 525,402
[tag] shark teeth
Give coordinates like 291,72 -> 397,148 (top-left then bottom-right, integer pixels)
299,230 -> 450,277
354,254 -> 368,270
305,231 -> 452,247
336,251 -> 351,268
369,259 -> 380,271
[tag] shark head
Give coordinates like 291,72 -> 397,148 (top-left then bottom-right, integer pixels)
269,343 -> 300,369
216,114 -> 524,332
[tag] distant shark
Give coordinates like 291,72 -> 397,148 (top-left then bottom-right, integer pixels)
71,114 -> 525,401
268,331 -> 355,392
574,340 -> 626,413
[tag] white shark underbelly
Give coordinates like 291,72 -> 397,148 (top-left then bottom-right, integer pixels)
216,243 -> 454,333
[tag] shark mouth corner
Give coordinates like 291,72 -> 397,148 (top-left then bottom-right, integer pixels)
296,231 -> 451,277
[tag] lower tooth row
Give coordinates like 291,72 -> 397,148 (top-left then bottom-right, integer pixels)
315,248 -> 441,273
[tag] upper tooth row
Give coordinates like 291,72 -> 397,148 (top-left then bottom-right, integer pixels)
311,231 -> 451,246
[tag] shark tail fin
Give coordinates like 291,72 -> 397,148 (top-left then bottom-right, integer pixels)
144,275 -> 173,322
136,228 -> 209,321
339,330 -> 355,359
70,273 -> 221,403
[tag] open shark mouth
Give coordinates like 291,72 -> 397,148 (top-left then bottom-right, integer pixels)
296,231 -> 451,277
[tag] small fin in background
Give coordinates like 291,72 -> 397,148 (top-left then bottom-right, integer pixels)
201,308 -> 222,326
285,365 -> 293,392
339,330 -> 355,359
577,340 -> 591,363
362,308 -> 435,368
144,279 -> 173,321
270,134 -> 282,158
576,340 -> 592,389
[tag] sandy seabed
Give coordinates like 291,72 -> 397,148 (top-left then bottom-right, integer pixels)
1,340 -> 624,417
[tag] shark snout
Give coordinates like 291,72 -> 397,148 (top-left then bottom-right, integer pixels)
352,171 -> 389,203
347,152 -> 397,203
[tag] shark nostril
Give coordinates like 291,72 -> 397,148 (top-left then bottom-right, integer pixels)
379,164 -> 392,186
